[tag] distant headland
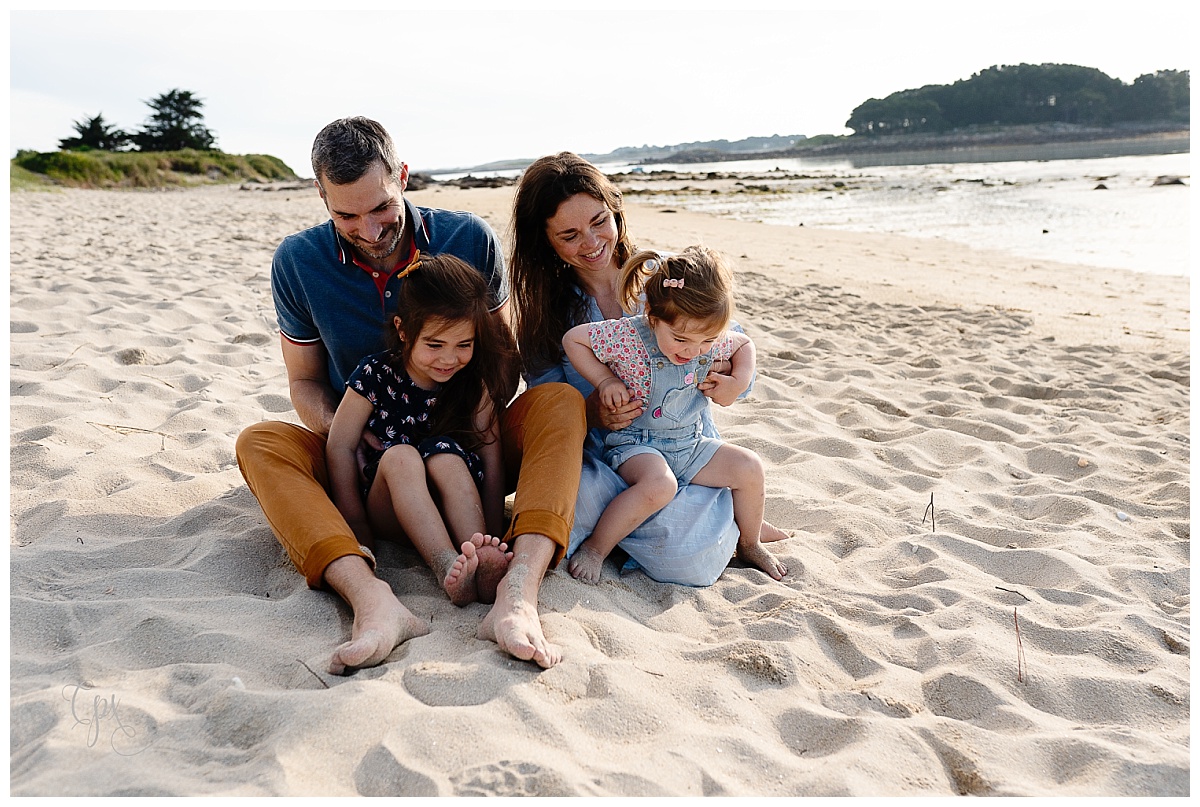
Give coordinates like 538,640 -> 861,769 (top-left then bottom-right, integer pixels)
433,63 -> 1189,175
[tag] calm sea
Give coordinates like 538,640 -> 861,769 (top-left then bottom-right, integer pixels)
432,151 -> 1190,277
605,152 -> 1191,278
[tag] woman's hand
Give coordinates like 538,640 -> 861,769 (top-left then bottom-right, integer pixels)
586,388 -> 643,431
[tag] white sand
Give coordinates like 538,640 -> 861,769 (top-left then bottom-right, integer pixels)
8,182 -> 1190,796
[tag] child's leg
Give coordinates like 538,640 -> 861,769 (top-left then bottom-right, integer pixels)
423,452 -> 512,604
690,444 -> 788,581
568,452 -> 677,583
366,445 -> 477,606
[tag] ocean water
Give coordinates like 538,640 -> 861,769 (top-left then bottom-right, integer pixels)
607,152 -> 1191,277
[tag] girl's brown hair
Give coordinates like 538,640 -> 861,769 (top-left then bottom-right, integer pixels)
618,245 -> 735,331
383,254 -> 518,449
509,152 -> 636,375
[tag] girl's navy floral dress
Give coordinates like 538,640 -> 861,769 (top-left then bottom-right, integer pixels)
345,350 -> 484,499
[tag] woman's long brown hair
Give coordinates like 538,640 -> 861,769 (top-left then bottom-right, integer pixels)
509,152 -> 636,375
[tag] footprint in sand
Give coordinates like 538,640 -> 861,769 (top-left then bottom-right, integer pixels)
354,744 -> 439,796
450,759 -> 576,797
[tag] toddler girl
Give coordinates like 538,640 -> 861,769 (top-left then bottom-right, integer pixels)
562,245 -> 787,584
327,254 -> 518,605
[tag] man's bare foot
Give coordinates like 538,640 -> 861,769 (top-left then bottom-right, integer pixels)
760,520 -> 792,543
738,540 -> 788,581
445,539 -> 481,606
477,540 -> 561,668
328,576 -> 430,675
566,545 -> 606,584
473,533 -> 513,605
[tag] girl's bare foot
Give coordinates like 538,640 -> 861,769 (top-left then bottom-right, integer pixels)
566,545 -> 606,584
738,540 -> 788,581
445,539 -> 481,605
473,533 -> 513,604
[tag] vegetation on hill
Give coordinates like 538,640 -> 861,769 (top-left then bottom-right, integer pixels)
11,149 -> 297,189
10,86 -> 285,189
846,64 -> 1188,136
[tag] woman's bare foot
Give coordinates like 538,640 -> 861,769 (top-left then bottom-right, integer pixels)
328,576 -> 430,675
477,535 -> 561,668
445,539 -> 481,606
760,520 -> 792,542
566,545 -> 606,584
473,533 -> 513,604
738,540 -> 788,581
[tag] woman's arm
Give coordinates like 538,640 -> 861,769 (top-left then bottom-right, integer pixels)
474,400 -> 506,537
326,389 -> 377,547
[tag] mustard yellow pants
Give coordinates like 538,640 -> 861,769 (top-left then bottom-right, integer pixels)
235,382 -> 586,587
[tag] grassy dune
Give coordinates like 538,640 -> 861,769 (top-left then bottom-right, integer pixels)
10,149 -> 298,190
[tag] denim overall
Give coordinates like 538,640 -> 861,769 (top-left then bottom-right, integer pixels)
602,315 -> 724,486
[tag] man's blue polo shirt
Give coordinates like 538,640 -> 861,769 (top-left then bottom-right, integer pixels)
271,198 -> 507,391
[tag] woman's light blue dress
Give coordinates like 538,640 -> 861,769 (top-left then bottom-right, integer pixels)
525,294 -> 741,586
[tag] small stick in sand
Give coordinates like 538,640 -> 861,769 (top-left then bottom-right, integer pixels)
297,659 -> 330,689
922,492 -> 936,533
996,586 -> 1031,602
1013,608 -> 1027,684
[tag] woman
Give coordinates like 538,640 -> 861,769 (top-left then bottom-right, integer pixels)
509,152 -> 786,586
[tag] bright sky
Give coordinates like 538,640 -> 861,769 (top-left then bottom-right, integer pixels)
8,4 -> 1193,177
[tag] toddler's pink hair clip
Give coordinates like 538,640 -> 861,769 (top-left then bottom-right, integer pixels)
662,278 -> 685,288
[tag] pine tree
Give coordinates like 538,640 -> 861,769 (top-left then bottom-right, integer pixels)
131,89 -> 217,151
58,113 -> 130,151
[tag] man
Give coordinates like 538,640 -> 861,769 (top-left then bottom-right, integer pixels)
236,117 -> 583,672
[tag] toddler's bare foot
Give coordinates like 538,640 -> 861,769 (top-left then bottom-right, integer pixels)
445,539 -> 481,606
567,545 -> 606,584
760,520 -> 792,543
738,540 -> 788,581
473,533 -> 513,604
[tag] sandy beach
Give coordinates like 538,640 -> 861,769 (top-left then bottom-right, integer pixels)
8,179 -> 1190,796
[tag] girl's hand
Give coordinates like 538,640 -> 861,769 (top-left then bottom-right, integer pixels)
699,371 -> 745,407
355,429 -> 385,485
586,389 -> 643,431
597,376 -> 631,408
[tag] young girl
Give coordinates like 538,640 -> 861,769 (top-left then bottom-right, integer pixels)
562,245 -> 788,584
326,254 -> 518,606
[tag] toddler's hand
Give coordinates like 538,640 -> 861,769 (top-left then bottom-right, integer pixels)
597,377 -> 631,408
699,371 -> 744,407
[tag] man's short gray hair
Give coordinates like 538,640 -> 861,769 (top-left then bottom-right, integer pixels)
311,117 -> 401,186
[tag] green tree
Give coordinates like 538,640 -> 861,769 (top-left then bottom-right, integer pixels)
845,63 -> 1186,136
58,113 -> 130,151
1121,70 -> 1190,122
131,88 -> 216,152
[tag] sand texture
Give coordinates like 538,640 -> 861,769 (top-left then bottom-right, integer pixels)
8,182 -> 1190,796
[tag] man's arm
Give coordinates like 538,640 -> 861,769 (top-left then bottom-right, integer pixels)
280,336 -> 341,436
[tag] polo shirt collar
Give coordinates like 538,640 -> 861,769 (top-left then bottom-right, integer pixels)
331,197 -> 430,272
